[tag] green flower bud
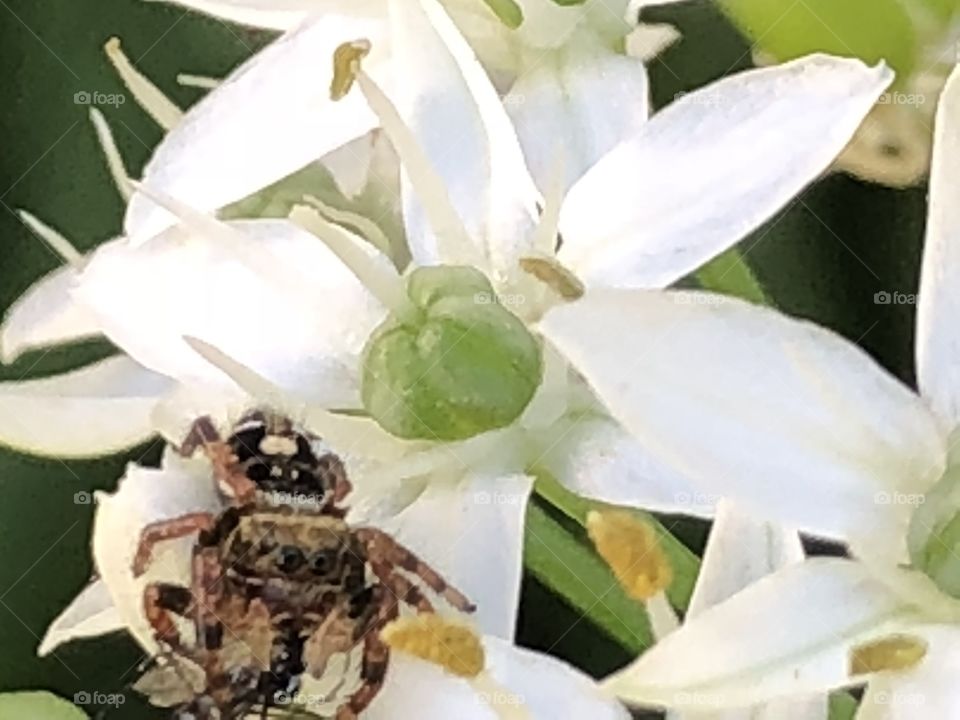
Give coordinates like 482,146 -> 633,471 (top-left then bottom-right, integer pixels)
362,266 -> 543,441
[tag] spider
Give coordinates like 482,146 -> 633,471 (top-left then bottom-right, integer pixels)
131,411 -> 476,719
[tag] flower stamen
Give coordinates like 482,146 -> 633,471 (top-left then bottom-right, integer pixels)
849,634 -> 928,676
89,108 -> 132,200
16,211 -> 84,269
587,510 -> 674,601
104,38 -> 183,131
381,614 -> 485,678
330,40 -> 481,267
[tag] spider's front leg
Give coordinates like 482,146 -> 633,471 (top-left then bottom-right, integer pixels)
356,528 -> 476,613
132,512 -> 217,577
143,582 -> 194,652
180,415 -> 257,504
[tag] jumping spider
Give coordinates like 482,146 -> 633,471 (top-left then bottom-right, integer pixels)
132,411 -> 476,719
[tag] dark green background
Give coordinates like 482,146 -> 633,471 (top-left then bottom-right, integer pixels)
0,0 -> 927,717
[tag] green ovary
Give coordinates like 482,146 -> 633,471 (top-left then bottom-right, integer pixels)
361,266 -> 543,441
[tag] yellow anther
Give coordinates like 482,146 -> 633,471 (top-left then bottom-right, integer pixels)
331,39 -> 372,101
849,634 -> 928,676
587,510 -> 673,601
381,615 -> 485,678
519,257 -> 585,301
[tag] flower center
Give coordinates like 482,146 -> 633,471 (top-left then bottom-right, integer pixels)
361,265 -> 543,441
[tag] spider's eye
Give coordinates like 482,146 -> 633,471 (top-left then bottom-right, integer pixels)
311,550 -> 336,575
276,545 -> 305,572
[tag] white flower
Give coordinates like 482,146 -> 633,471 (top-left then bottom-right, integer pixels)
537,62 -> 960,719
123,0 -> 684,242
5,0 -> 888,661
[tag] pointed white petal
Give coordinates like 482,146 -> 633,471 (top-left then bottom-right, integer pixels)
124,11 -> 388,243
364,635 -> 628,719
506,43 -> 649,192
605,559 -> 936,709
535,415 -> 717,517
539,290 -> 946,548
38,580 -> 123,656
388,0 -> 539,274
73,220 -> 385,405
93,452 -> 224,651
687,502 -> 803,619
1,264 -> 102,363
351,473 -> 533,640
917,64 -> 960,429
145,0 -> 317,29
0,356 -> 173,457
559,55 -> 893,288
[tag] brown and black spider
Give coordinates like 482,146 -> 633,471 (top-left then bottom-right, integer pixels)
132,411 -> 475,719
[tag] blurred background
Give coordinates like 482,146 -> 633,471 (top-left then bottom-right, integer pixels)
0,0 -> 932,717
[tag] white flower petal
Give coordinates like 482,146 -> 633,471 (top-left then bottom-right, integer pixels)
605,559 -> 933,709
1,263 -> 102,363
93,452 -> 224,650
558,55 -> 893,289
506,42 -> 649,192
124,10 -> 388,243
389,0 -> 539,274
146,0 -> 315,29
539,290 -> 946,548
512,0 -> 632,50
917,64 -> 960,429
534,414 -> 716,517
365,635 -> 628,719
0,356 -> 173,457
73,219 -> 385,406
686,501 -> 803,619
352,473 -> 533,640
38,580 -> 123,656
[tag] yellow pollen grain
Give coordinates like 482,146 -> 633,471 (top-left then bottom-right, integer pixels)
381,615 -> 485,678
849,634 -> 928,676
331,39 -> 372,101
587,510 -> 673,601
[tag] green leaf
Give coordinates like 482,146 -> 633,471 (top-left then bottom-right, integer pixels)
828,691 -> 859,720
525,502 -> 654,653
534,475 -> 700,610
481,0 -> 524,29
694,246 -> 769,306
716,0 -> 918,82
0,692 -> 88,720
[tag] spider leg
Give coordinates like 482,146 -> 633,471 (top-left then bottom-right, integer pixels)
368,561 -> 434,613
178,415 -> 222,457
143,582 -> 194,651
132,512 -> 216,577
335,586 -> 398,720
357,528 -> 476,613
